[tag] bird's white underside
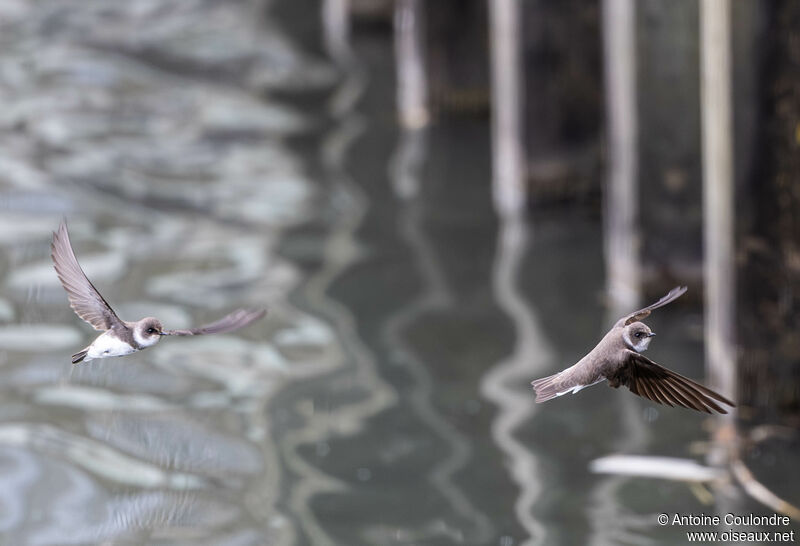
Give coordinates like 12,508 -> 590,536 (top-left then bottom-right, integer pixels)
85,331 -> 138,361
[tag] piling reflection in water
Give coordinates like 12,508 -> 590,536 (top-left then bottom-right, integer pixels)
481,219 -> 548,546
387,124 -> 493,542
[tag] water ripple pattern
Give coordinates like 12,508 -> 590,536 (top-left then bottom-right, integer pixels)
0,0 -> 346,544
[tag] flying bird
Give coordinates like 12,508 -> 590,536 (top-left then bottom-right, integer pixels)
51,221 -> 266,363
531,287 -> 734,414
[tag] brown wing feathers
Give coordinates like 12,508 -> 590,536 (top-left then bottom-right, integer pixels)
51,221 -> 121,331
163,308 -> 266,336
619,286 -> 688,327
622,353 -> 734,414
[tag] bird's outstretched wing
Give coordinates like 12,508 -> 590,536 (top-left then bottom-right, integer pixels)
614,286 -> 688,328
610,351 -> 735,414
51,221 -> 123,331
163,308 -> 266,336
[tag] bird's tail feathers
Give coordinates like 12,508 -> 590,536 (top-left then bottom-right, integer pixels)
71,349 -> 89,364
531,373 -> 562,403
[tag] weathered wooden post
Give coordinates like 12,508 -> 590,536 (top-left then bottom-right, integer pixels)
322,0 -> 351,63
394,0 -> 429,130
602,0 -> 640,310
489,0 -> 526,217
700,0 -> 737,419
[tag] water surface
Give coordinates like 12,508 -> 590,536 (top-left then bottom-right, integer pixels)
0,1 -> 797,545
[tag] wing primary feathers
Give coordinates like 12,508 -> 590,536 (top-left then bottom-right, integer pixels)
658,378 -> 705,412
163,308 -> 266,336
622,352 -> 732,414
638,374 -> 669,407
51,221 -> 122,331
666,377 -> 716,413
667,370 -> 734,406
664,374 -> 727,413
618,286 -> 688,327
648,380 -> 675,407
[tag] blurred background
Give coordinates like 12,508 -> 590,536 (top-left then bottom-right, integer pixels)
0,0 -> 799,544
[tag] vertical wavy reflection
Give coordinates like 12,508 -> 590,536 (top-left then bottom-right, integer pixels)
381,127 -> 494,542
276,66 -> 399,544
481,219 -> 550,546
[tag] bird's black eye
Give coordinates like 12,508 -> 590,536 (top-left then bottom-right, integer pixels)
147,328 -> 155,334
634,332 -> 642,338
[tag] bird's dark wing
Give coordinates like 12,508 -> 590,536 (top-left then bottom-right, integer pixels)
610,351 -> 735,414
51,221 -> 123,331
163,308 -> 266,336
615,286 -> 688,327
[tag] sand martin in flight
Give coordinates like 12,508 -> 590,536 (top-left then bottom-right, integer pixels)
531,286 -> 734,413
51,221 -> 266,363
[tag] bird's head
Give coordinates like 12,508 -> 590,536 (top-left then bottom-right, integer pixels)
623,322 -> 656,353
133,317 -> 165,348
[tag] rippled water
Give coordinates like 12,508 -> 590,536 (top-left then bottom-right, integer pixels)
1,1 -> 798,545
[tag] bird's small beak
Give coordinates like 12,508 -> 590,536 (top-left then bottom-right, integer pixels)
648,332 -> 657,337
159,332 -> 169,336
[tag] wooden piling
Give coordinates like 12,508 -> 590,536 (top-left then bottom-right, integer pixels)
602,0 -> 640,310
700,0 -> 737,412
322,0 -> 351,63
489,0 -> 526,217
395,0 -> 429,129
